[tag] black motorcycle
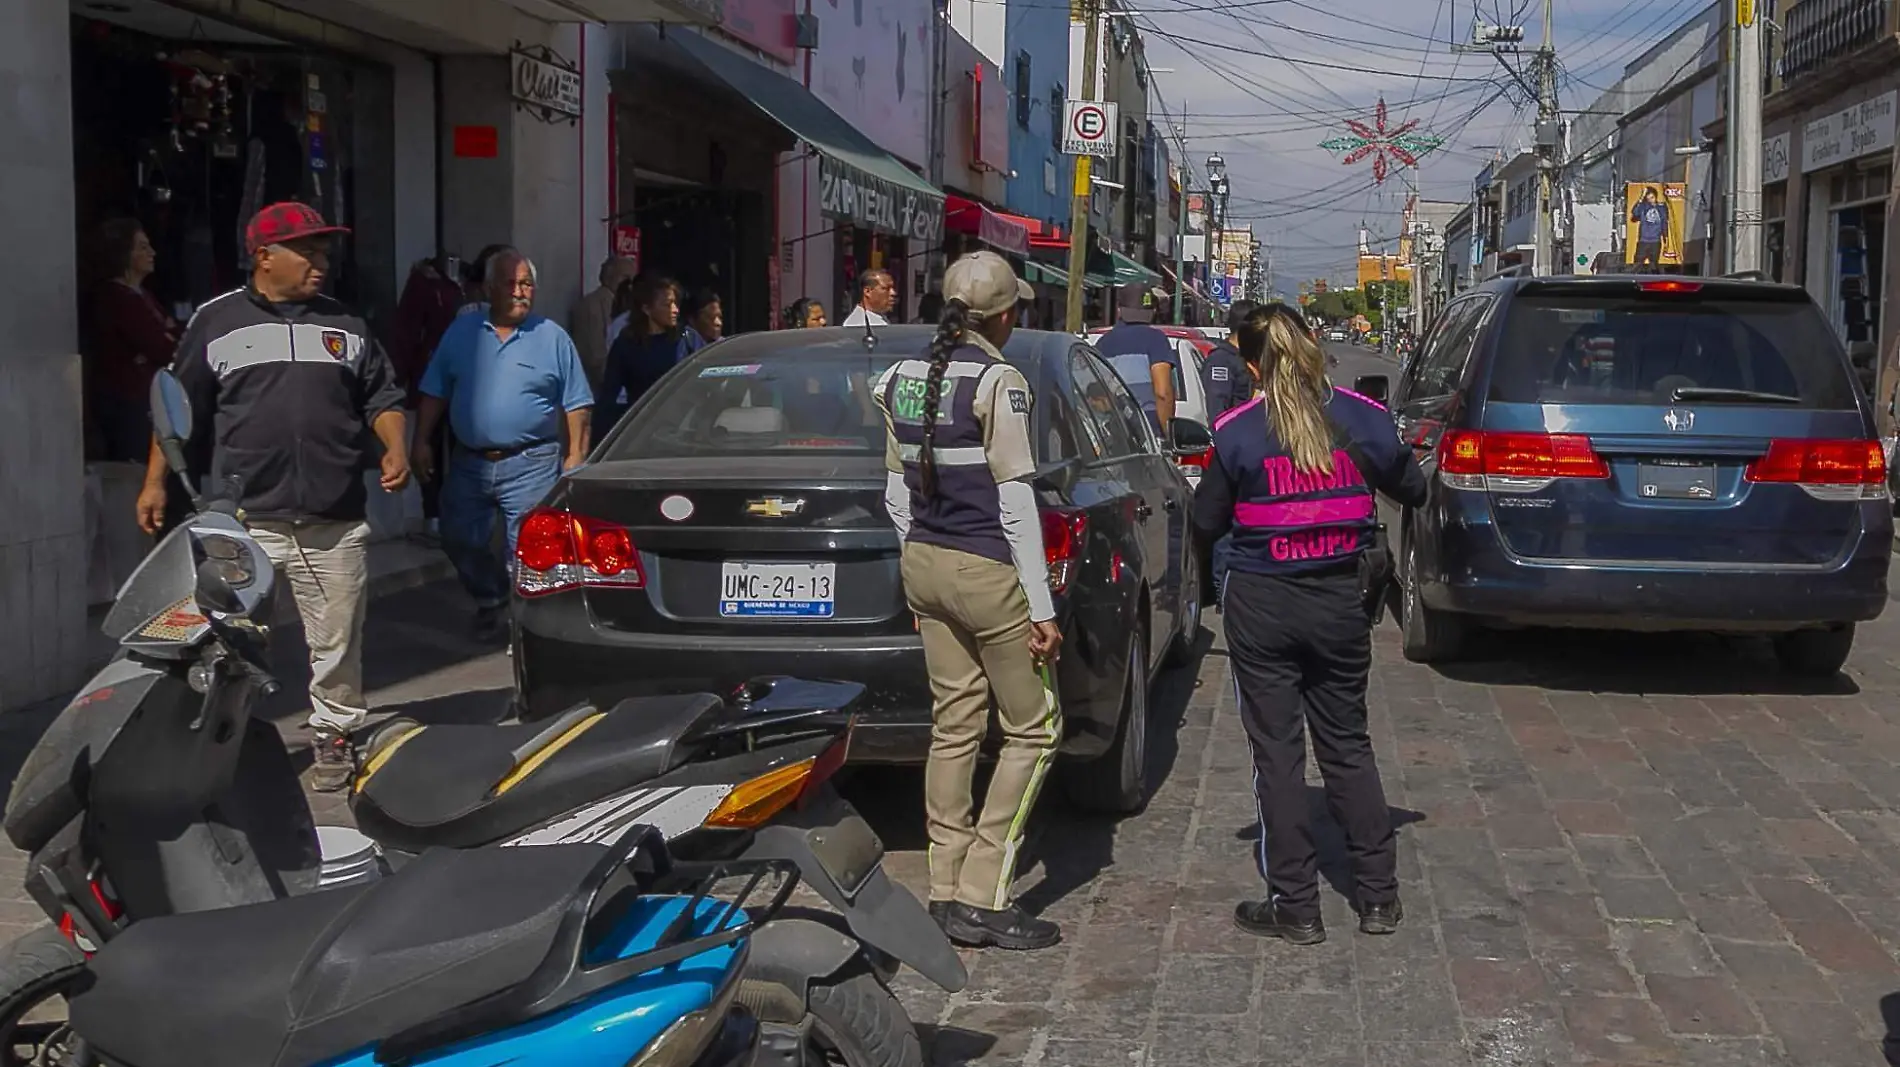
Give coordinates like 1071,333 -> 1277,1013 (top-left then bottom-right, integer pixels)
0,371 -> 963,1067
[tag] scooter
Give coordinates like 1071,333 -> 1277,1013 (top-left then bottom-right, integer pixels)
0,371 -> 962,1067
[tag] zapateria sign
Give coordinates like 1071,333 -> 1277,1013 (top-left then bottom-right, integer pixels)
819,156 -> 944,244
511,43 -> 582,124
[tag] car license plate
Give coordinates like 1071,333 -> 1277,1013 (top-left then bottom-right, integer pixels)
1636,461 -> 1716,500
720,562 -> 837,618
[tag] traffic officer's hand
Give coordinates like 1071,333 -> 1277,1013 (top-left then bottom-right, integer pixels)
412,439 -> 436,484
380,449 -> 412,493
1028,620 -> 1063,665
135,481 -> 167,536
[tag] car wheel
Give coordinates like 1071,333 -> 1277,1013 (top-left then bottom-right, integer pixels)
1165,562 -> 1201,668
1772,624 -> 1856,678
1063,623 -> 1150,815
1399,535 -> 1466,663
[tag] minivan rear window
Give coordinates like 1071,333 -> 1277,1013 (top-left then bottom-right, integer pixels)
1487,294 -> 1857,408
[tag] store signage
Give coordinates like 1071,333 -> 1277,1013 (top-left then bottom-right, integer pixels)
613,226 -> 642,271
1802,90 -> 1896,173
511,44 -> 582,124
1762,131 -> 1790,184
1063,100 -> 1118,158
818,155 -> 945,244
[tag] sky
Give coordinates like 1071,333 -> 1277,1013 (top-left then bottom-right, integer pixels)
1134,0 -> 1716,289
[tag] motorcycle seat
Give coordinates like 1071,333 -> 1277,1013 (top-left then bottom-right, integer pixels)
69,839 -> 650,1067
351,692 -> 725,854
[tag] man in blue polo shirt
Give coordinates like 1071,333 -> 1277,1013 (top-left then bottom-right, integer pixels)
1095,287 -> 1179,429
414,251 -> 594,638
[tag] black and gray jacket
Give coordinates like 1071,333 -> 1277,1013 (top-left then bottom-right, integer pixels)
173,287 -> 406,523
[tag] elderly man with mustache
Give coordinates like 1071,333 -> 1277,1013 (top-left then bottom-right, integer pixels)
413,250 -> 594,642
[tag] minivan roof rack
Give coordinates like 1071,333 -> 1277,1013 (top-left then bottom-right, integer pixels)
1480,263 -> 1533,282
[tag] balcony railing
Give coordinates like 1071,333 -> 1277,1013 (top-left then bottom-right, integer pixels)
1780,0 -> 1893,87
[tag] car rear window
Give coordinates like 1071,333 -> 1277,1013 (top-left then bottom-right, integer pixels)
1487,293 -> 1857,408
604,354 -> 902,459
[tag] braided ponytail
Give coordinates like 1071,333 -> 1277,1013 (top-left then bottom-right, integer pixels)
918,298 -> 970,497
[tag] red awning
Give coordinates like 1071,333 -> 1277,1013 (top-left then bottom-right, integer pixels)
943,196 -> 1031,256
997,212 -> 1069,250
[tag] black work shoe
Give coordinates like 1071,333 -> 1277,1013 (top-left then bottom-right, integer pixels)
1233,899 -> 1326,945
928,901 -> 952,929
309,729 -> 357,794
1359,899 -> 1404,935
942,902 -> 1062,951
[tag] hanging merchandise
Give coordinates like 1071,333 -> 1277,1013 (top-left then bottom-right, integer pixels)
1320,98 -> 1443,184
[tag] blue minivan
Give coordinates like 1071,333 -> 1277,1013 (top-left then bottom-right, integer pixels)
1362,273 -> 1891,676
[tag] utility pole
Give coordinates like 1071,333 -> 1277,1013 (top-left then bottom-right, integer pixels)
1064,0 -> 1102,334
1172,103 -> 1188,325
1532,0 -> 1558,277
1728,0 -> 1765,273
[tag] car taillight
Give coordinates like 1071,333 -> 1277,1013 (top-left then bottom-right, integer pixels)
1439,430 -> 1609,489
1177,448 -> 1211,471
1639,279 -> 1703,294
1040,508 -> 1087,594
515,507 -> 647,597
1744,439 -> 1886,499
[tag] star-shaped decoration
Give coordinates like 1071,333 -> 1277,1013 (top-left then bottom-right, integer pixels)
1320,98 -> 1445,183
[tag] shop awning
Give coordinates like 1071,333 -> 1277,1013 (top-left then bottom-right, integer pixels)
945,196 -> 1031,256
1110,251 -> 1164,288
666,30 -> 944,244
1024,261 -> 1069,286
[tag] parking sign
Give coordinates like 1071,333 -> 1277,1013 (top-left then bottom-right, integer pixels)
1063,100 -> 1119,158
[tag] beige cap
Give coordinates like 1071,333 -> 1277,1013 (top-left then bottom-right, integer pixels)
943,251 -> 1034,321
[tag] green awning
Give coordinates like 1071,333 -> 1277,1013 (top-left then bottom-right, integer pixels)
666,30 -> 944,244
1025,261 -> 1069,286
1084,272 -> 1116,289
1110,251 -> 1163,287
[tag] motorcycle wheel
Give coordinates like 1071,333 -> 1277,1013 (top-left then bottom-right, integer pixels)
799,966 -> 924,1067
0,927 -> 85,1066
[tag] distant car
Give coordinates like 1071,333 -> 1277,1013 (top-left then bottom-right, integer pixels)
511,327 -> 1209,813
1370,274 -> 1891,676
1327,328 -> 1349,343
1087,325 -> 1215,486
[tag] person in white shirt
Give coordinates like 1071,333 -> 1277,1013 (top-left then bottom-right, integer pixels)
840,268 -> 897,327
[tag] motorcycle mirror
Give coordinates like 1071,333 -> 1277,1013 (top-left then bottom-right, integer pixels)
150,370 -> 203,505
194,558 -> 243,616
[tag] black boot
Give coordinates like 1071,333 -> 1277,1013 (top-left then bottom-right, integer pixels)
1233,899 -> 1325,945
928,901 -> 952,929
942,902 -> 1061,950
1358,898 -> 1403,935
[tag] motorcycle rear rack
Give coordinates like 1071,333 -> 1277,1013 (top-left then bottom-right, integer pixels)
376,824 -> 798,1065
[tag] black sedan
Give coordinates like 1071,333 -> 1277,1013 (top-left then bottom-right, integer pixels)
507,326 -> 1209,813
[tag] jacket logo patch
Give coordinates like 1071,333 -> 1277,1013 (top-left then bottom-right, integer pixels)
1008,388 -> 1029,414
321,330 -> 348,361
1210,367 -> 1230,381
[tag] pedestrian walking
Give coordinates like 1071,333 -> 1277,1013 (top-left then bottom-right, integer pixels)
1095,288 -> 1178,427
841,268 -> 896,327
681,288 -> 723,352
571,255 -> 637,393
1192,303 -> 1427,945
598,272 -> 684,430
413,251 -> 594,641
1202,299 -> 1258,420
784,297 -> 827,328
133,201 -> 411,792
874,250 -> 1063,951
390,253 -> 466,541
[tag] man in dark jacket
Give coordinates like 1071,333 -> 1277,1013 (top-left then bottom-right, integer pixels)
1203,300 -> 1259,419
135,202 -> 410,792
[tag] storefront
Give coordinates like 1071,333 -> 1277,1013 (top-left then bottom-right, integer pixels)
1797,91 -> 1894,378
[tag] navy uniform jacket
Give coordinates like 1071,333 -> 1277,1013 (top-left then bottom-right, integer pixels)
1201,340 -> 1253,418
1192,386 -> 1426,577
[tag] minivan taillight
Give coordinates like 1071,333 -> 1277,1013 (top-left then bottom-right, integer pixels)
1177,448 -> 1212,472
1040,508 -> 1087,594
515,507 -> 647,596
1439,430 -> 1610,489
1744,439 -> 1886,499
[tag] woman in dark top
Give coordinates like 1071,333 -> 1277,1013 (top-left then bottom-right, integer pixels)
84,218 -> 181,463
682,288 -> 723,352
598,273 -> 684,432
783,297 -> 827,328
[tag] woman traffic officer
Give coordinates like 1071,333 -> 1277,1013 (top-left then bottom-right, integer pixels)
1192,303 -> 1427,946
874,251 -> 1064,951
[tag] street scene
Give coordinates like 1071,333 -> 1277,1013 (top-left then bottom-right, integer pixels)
9,0 -> 1900,1063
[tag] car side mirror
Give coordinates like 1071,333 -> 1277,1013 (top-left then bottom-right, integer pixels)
1169,418 -> 1213,456
1353,375 -> 1390,405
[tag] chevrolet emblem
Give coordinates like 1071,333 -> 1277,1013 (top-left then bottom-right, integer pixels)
746,497 -> 806,518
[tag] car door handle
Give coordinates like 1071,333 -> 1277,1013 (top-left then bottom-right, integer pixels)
1135,501 -> 1153,521
1163,498 -> 1180,512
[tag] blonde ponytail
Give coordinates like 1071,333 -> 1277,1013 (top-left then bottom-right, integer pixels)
1261,314 -> 1335,476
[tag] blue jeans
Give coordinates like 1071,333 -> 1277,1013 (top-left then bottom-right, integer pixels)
440,441 -> 564,609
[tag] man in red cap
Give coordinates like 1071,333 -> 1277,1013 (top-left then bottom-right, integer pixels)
135,201 -> 410,792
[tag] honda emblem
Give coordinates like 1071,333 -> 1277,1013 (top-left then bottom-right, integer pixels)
1663,408 -> 1694,432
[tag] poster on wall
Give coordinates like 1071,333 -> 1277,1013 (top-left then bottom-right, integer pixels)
1623,182 -> 1687,270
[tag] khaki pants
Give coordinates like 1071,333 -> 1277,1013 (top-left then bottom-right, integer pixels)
902,541 -> 1061,910
248,520 -> 372,733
